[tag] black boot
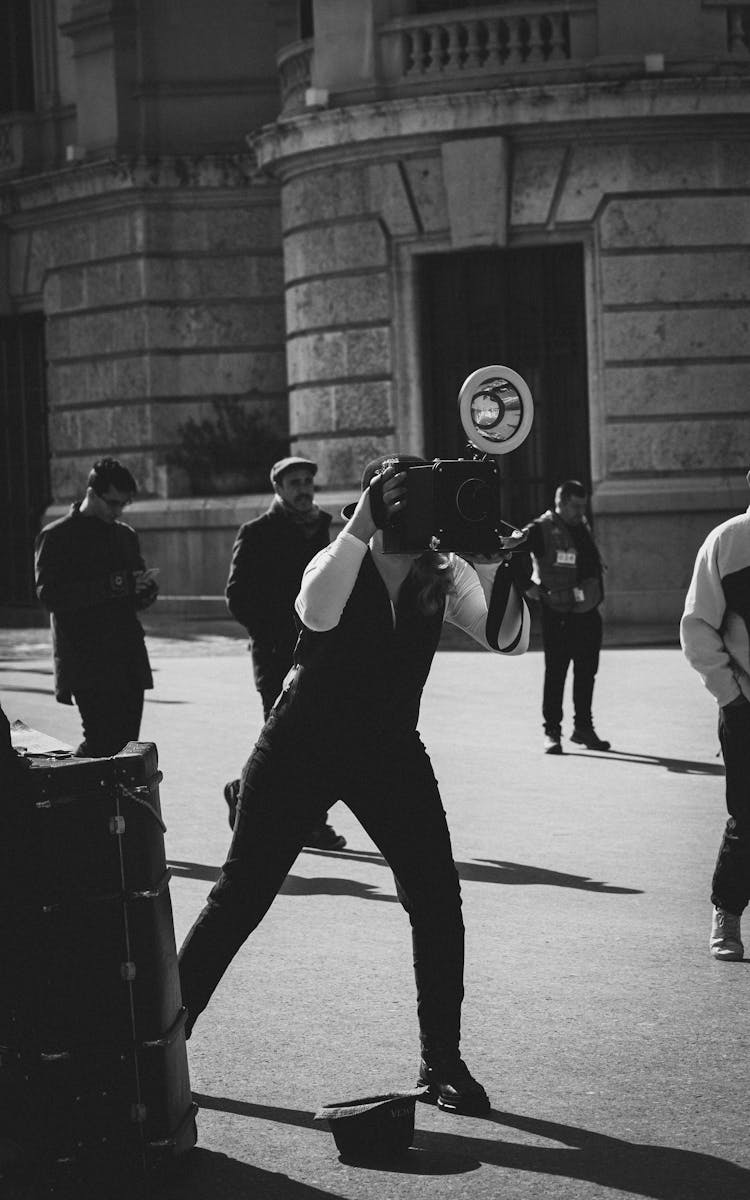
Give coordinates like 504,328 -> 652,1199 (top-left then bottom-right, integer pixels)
417,1053 -> 490,1115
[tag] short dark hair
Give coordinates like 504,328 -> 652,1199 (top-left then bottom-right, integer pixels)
556,479 -> 587,504
87,458 -> 138,497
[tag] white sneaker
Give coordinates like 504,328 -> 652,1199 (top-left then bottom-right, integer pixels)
709,906 -> 744,960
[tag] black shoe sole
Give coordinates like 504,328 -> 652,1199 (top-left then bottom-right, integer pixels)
418,1082 -> 491,1116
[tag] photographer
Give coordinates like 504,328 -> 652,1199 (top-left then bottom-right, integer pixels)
178,454 -> 530,1116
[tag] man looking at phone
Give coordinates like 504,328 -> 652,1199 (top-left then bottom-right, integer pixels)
35,458 -> 158,757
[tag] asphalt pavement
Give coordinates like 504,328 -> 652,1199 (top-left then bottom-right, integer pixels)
1,619 -> 748,1200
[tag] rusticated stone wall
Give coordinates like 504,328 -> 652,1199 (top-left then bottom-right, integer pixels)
258,86 -> 750,630
7,156 -> 286,501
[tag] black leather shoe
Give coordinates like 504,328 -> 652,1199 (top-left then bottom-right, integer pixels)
223,779 -> 239,829
417,1055 -> 491,1115
304,822 -> 346,850
570,727 -> 611,751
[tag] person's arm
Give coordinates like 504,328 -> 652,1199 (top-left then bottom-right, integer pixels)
296,470 -> 404,631
680,536 -> 744,707
35,525 -> 136,613
447,555 -> 530,655
225,524 -> 271,637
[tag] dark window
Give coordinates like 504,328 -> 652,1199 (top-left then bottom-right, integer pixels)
419,244 -> 590,528
0,0 -> 35,114
299,0 -> 314,40
0,313 -> 49,608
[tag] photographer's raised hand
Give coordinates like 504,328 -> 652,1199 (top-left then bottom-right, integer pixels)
346,466 -> 408,545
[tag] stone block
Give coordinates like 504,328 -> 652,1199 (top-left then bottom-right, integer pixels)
301,435 -> 398,491
511,144 -> 567,228
284,221 -> 388,283
285,273 -> 389,333
144,254 -> 284,300
604,363 -> 750,418
367,161 -> 418,238
442,137 -> 509,248
601,250 -> 750,306
403,155 -> 448,235
142,204 -> 281,255
48,402 -> 154,453
287,327 -> 391,385
146,301 -> 285,350
290,380 -> 392,435
557,141 -> 734,227
604,307 -> 750,363
51,449 -> 158,501
8,231 -> 30,298
149,349 -> 287,398
600,196 -> 750,250
282,167 -> 369,231
606,419 -> 750,476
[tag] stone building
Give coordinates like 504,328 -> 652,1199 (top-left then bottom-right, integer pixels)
2,0 -> 750,633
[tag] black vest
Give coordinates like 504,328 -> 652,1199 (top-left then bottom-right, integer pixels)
262,552 -> 444,762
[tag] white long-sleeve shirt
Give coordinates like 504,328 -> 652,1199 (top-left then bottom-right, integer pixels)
680,507 -> 750,707
296,531 -> 530,654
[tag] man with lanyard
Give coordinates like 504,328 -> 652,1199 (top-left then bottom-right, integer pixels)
523,479 -> 610,755
224,456 -> 346,849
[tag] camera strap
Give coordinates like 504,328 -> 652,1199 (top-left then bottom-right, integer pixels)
485,560 -> 526,653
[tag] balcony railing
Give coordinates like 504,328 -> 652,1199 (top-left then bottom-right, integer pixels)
276,2 -> 750,117
379,2 -> 595,86
278,37 -> 314,115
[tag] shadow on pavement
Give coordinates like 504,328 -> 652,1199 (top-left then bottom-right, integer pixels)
565,749 -> 724,776
168,860 -> 398,903
170,853 -> 639,896
301,848 -> 641,894
171,1096 -> 750,1200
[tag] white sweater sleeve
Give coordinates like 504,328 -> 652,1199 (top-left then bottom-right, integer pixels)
446,556 -> 530,655
295,531 -> 368,632
680,533 -> 740,707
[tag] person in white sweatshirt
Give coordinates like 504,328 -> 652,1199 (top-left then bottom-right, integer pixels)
680,469 -> 750,961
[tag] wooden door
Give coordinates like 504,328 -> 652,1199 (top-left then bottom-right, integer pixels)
419,244 -> 591,528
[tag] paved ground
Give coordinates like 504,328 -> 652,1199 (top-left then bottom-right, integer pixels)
1,620 -> 748,1200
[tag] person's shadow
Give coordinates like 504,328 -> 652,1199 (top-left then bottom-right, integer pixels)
167,1094 -> 749,1200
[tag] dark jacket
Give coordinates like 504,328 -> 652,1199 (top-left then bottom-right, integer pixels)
225,502 -> 332,698
523,510 -> 603,614
34,504 -> 153,703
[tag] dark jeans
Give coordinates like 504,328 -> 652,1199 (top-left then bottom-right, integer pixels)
179,730 -> 465,1058
712,701 -> 750,916
541,606 -> 602,736
73,681 -> 144,757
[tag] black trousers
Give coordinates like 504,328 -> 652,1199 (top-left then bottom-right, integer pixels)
73,681 -> 145,758
541,606 -> 602,735
712,701 -> 750,916
178,729 -> 465,1058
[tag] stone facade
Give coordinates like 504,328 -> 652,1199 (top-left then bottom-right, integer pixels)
3,1 -> 750,631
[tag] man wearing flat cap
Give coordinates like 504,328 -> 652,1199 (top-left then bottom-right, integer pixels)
223,456 -> 345,849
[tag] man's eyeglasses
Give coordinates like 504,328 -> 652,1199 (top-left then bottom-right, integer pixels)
100,494 -> 133,510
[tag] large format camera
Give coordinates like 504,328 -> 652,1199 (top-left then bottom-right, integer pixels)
382,365 -> 534,554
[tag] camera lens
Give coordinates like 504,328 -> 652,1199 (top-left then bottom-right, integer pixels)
455,477 -> 493,523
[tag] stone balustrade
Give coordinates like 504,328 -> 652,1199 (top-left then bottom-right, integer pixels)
277,38 -> 314,115
380,2 -> 588,80
726,4 -> 750,52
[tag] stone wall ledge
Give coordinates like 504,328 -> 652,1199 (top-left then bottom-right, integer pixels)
41,490 -> 358,532
594,476 -> 749,515
254,76 -> 750,173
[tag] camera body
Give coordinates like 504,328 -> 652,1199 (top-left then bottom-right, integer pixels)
381,365 -> 534,555
382,457 -> 503,554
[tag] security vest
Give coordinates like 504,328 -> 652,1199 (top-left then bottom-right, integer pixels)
531,510 -> 603,614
